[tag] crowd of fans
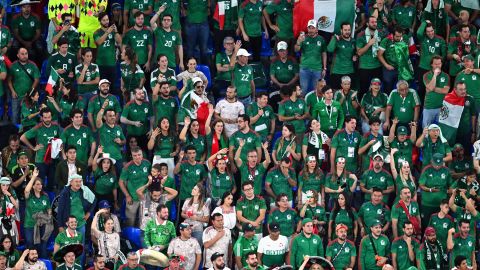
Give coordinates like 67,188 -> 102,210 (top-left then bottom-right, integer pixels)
0,0 -> 477,269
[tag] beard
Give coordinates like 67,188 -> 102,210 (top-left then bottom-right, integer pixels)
249,262 -> 258,268
428,238 -> 437,244
29,258 -> 38,263
216,263 -> 226,270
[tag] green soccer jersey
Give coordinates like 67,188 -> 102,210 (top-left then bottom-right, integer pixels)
210,170 -> 234,199
20,102 -> 39,129
93,29 -> 117,67
455,208 -> 479,237
12,14 -> 41,41
290,232 -> 324,269
153,28 -> 181,67
391,5 -> 416,30
394,175 -> 416,202
268,208 -> 297,237
421,9 -> 448,38
238,0 -> 263,37
87,94 -> 122,127
325,174 -> 356,199
239,163 -> 266,195
24,123 -> 60,163
379,37 -> 404,67
0,26 -> 11,52
9,61 -> 40,99
327,37 -> 356,75
278,98 -> 308,134
456,71 -> 480,108
391,201 -> 420,236
387,89 -> 421,125
265,167 -> 296,201
215,52 -> 233,81
185,0 -> 209,23
360,91 -> 388,120
229,130 -> 261,161
417,21 -> 447,70
356,32 -> 382,69
428,213 -> 454,248
154,0 -> 181,30
52,29 -> 80,55
391,138 -> 413,171
420,137 -> 451,168
298,170 -> 324,194
303,205 -> 326,221
152,96 -> 178,125
326,239 -> 356,270
359,234 -> 390,270
359,132 -> 384,171
120,159 -> 151,201
264,0 -> 293,39
122,27 -> 153,65
234,235 -> 259,267
54,230 -> 83,247
143,219 -> 176,247
232,63 -> 253,98
246,103 -> 274,140
24,193 -> 50,228
299,35 -> 326,71
121,100 -> 152,136
331,129 -> 362,172
184,135 -> 206,161
451,234 -> 475,268
358,201 -> 391,233
178,161 -> 207,200
391,237 -> 420,270
236,196 -> 267,234
57,96 -> 85,121
70,190 -> 86,227
419,165 -> 452,207
305,91 -> 323,116
98,124 -> 125,161
125,0 -> 153,27
120,62 -> 145,92
361,169 -> 394,203
75,63 -> 100,94
270,58 -> 298,84
312,100 -> 344,137
94,168 -> 118,195
423,71 -> 450,109
329,208 -> 357,238
273,138 -> 300,163
334,89 -> 359,118
150,67 -> 177,89
47,52 -> 78,84
60,124 -> 95,164
153,134 -> 177,158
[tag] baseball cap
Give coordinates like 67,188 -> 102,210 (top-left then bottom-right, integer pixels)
179,223 -> 190,230
397,126 -> 408,136
370,219 -> 382,227
0,177 -> 10,185
111,2 -> 122,9
370,78 -> 382,85
453,143 -> 464,151
432,153 -> 444,166
210,252 -> 224,262
98,200 -> 111,209
301,218 -> 313,226
336,224 -> 348,232
269,222 -> 280,232
307,19 -> 317,28
237,48 -> 251,57
99,79 -> 111,87
373,153 -> 384,161
192,77 -> 203,85
242,223 -> 255,232
277,41 -> 288,51
425,226 -> 436,236
463,54 -> 474,61
18,151 -> 28,158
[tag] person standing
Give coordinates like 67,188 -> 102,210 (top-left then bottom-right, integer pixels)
447,221 -> 476,269
150,7 -> 183,70
257,223 -> 289,268
391,221 -> 420,270
311,85 -> 344,138
330,116 -> 361,173
418,227 -> 449,270
289,218 -> 324,269
122,12 -> 153,72
422,55 -> 450,128
236,181 -> 267,238
359,220 -> 390,270
203,213 -> 232,269
233,224 -> 259,269
391,187 -> 421,238
144,204 -> 176,252
167,223 -> 201,270
238,0 -> 267,62
229,41 -> 255,107
327,23 -> 357,89
278,85 -> 308,138
214,86 -> 245,137
356,16 -> 383,94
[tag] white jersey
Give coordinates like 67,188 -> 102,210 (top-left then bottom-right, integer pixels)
257,235 -> 289,268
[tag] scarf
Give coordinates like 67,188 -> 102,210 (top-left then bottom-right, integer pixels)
365,27 -> 379,57
424,240 -> 448,270
427,124 -> 448,143
394,39 -> 414,81
424,0 -> 445,13
66,178 -> 96,204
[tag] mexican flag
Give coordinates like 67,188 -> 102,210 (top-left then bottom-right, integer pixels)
45,67 -> 59,96
438,90 -> 465,145
213,1 -> 226,30
293,0 -> 356,37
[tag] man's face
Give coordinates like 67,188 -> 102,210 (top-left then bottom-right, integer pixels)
341,81 -> 351,91
303,222 -> 314,234
460,27 -> 471,40
21,4 -> 31,16
169,258 -> 181,270
181,226 -> 192,238
323,90 -> 333,100
66,149 -> 76,161
100,15 -> 109,28
151,191 -> 162,202
158,208 -> 169,220
368,17 -> 377,30
70,178 -> 82,191
345,119 -> 356,131
72,113 -> 83,126
42,112 -> 52,126
18,155 -> 28,166
127,255 -> 139,268
9,140 -> 19,152
429,128 -> 440,138
194,83 -> 205,95
159,56 -> 169,68
398,84 -> 408,96
277,196 -> 289,208
238,55 -> 248,65
341,25 -> 351,38
28,250 -> 38,263
237,117 -> 247,130
135,14 -> 144,27
100,83 -> 110,95
371,191 -> 383,204
336,228 -> 347,240
0,256 -> 5,267
135,89 -> 145,101
64,252 -> 76,264
105,111 -> 116,124
223,39 -> 234,51
401,189 -> 411,202
226,88 -> 236,99
59,44 -> 68,54
160,84 -> 170,96
426,26 -> 435,39
459,11 -> 469,22
371,225 -> 382,236
440,203 -> 449,214
213,216 -> 224,228
132,151 -> 143,164
17,48 -> 28,62
373,157 -> 383,170
186,150 -> 196,161
246,255 -> 258,268
455,84 -> 467,97
393,31 -> 403,42
307,25 -> 317,36
94,257 -> 106,269
431,59 -> 442,71
403,224 -> 414,237
278,49 -> 288,58
460,223 -> 470,235
459,259 -> 469,270
257,95 -> 268,107
427,233 -> 437,243
214,257 -> 226,269
162,16 -> 172,28
370,122 -> 380,134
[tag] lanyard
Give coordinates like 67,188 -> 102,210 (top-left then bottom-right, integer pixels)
346,132 -> 354,144
324,100 -> 334,122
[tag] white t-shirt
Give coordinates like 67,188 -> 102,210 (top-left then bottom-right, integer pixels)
257,235 -> 289,268
203,226 -> 232,269
214,99 -> 245,137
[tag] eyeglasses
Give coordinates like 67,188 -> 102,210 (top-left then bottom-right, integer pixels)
195,85 -> 205,89
243,187 -> 253,192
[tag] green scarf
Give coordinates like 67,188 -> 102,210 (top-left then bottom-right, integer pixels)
394,41 -> 414,81
424,240 -> 448,270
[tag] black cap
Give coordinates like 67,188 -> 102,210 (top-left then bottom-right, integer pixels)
210,252 -> 224,262
243,223 -> 255,232
269,222 -> 280,232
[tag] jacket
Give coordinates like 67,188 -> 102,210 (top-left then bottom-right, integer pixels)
57,186 -> 97,228
54,160 -> 87,187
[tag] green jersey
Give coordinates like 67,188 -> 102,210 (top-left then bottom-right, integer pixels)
456,71 -> 480,109
299,35 -> 326,71
334,89 -> 359,118
9,61 -> 40,98
361,169 -> 394,203
93,29 -> 117,67
327,37 -> 356,75
184,134 -> 206,161
52,29 -> 80,55
448,38 -> 478,76
234,236 -> 259,267
455,208 -> 479,237
416,21 -> 447,70
232,63 -> 253,98
120,160 -> 151,201
11,14 -> 41,41
387,89 -> 421,124
423,71 -> 450,109
54,230 -> 83,247
391,138 -> 414,171
87,94 -> 122,127
150,67 -> 177,89
449,24 -> 477,41
420,137 -> 451,168
152,95 -> 178,127
57,95 -> 85,121
264,0 -> 293,39
290,233 -> 324,269
394,174 -> 416,202
120,62 -> 145,92
356,31 -> 382,69
212,0 -> 238,30
246,103 -> 274,140
419,165 -> 452,207
359,234 -> 390,270
121,100 -> 152,136
93,168 -> 118,195
358,201 -> 391,233
98,124 -> 125,161
0,26 -> 11,51
24,193 -> 50,228
24,123 -> 60,163
154,0 -> 181,30
152,134 -> 177,158
238,0 -> 263,37
270,57 -> 298,84
236,196 -> 267,234
303,205 -> 326,222
70,190 -> 86,227
305,91 -> 323,116
325,174 -> 356,199
143,219 -> 176,247
122,27 -> 153,65
391,237 -> 420,270
428,213 -> 455,247
298,170 -> 324,194
20,102 -> 39,129
273,138 -> 300,164
153,28 -> 181,67
360,91 -> 388,120
311,100 -> 344,137
421,9 -> 448,38
331,129 -> 362,172
379,37 -> 407,68
329,208 -> 357,237
278,98 -> 307,134
391,201 -> 420,235
47,52 -> 78,84
239,163 -> 266,195
60,124 -> 95,164
326,239 -> 356,270
265,167 -> 296,201
451,234 -> 476,267
215,52 -> 233,81
177,161 -> 207,200
229,130 -> 261,161
185,0 -> 209,23
75,63 -> 100,94
210,170 -> 234,199
124,0 -> 153,26
391,5 -> 416,30
268,208 -> 298,237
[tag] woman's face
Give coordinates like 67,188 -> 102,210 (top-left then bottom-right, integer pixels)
160,119 -> 170,131
282,126 -> 292,138
0,184 -> 9,191
307,158 -> 317,169
105,219 -> 114,232
33,180 -> 42,192
83,52 -> 93,63
224,195 -> 233,205
32,92 -> 39,102
214,122 -> 224,134
401,163 -> 410,174
310,120 -> 320,131
191,185 -> 200,196
190,121 -> 200,134
101,159 -> 111,171
187,59 -> 197,70
217,159 -> 226,171
129,138 -> 138,147
336,160 -> 345,170
338,194 -> 346,207
2,238 -> 11,250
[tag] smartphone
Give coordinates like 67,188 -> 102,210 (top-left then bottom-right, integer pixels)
63,19 -> 71,26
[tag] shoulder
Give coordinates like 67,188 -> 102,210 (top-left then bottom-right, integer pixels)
327,238 -> 339,247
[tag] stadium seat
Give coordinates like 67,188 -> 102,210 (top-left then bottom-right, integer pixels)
196,64 -> 212,88
40,60 -> 48,85
39,259 -> 53,270
122,227 -> 142,249
260,32 -> 273,57
250,63 -> 268,89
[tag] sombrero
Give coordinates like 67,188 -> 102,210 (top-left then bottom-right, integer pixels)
53,244 -> 84,263
267,265 -> 294,270
10,0 -> 40,6
136,249 -> 169,267
305,256 -> 334,270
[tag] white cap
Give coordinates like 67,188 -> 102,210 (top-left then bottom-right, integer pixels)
192,77 -> 203,85
277,41 -> 288,51
237,48 -> 251,57
99,79 -> 111,87
307,19 -> 317,28
373,153 -> 384,160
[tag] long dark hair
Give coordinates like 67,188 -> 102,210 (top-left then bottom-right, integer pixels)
0,235 -> 15,255
219,191 -> 234,207
24,89 -> 39,109
124,46 -> 138,74
331,192 -> 355,225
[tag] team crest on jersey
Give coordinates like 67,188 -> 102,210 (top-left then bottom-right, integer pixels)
117,130 -> 121,136
27,69 -> 31,73
83,133 -> 86,138
354,138 -> 358,142
1,33 -> 5,39
288,65 -> 293,70
68,59 -> 72,64
287,214 -> 291,220
265,111 -> 270,116
196,169 -> 200,175
312,239 -> 318,244
380,176 -> 385,182
435,42 -> 439,47
473,75 -> 477,80
440,77 -> 445,83
443,223 -> 448,228
143,34 -> 147,39
317,41 -> 322,46
468,241 -> 473,246
143,167 -> 148,173
254,205 -> 259,210
345,247 -> 350,253
144,108 -> 148,113
441,173 -> 445,179
109,101 -> 113,106
380,240 -> 385,245
299,104 -> 303,109
247,137 -> 252,143
377,209 -> 382,214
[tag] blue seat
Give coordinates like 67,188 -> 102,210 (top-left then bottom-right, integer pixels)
40,60 -> 48,85
169,200 -> 177,221
122,227 -> 142,249
196,65 -> 212,88
271,131 -> 282,148
260,32 -> 273,57
40,259 -> 53,270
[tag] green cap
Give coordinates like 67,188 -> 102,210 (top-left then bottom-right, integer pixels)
18,151 -> 28,158
370,78 -> 382,85
397,126 -> 408,135
432,153 -> 444,166
463,54 -> 474,61
453,143 -> 464,150
370,219 -> 382,227
302,218 -> 313,226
